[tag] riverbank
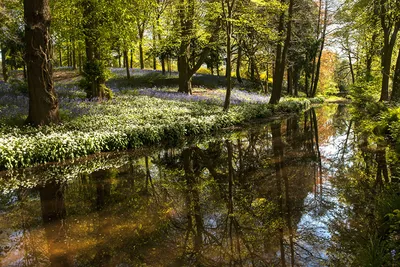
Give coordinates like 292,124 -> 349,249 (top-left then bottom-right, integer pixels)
0,70 -> 323,170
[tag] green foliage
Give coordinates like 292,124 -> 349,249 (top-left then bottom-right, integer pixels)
349,80 -> 381,105
80,60 -> 112,98
0,95 -> 312,170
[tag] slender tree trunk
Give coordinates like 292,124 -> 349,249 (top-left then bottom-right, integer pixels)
152,23 -> 157,70
24,0 -> 59,126
59,49 -> 62,67
67,42 -> 71,67
138,26 -> 145,69
72,39 -> 76,70
391,48 -> 400,102
78,47 -> 82,73
270,0 -> 292,104
366,33 -> 377,81
236,40 -> 243,83
124,50 -> 130,79
250,56 -> 255,81
118,47 -> 122,68
223,0 -> 235,112
379,0 -> 400,101
287,65 -> 293,95
130,49 -> 133,68
311,0 -> 328,97
348,46 -> 355,84
1,46 -> 9,82
265,63 -> 269,94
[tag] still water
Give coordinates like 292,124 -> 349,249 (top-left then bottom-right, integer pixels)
0,105 -> 398,266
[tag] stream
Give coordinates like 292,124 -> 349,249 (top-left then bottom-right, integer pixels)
0,104 -> 398,266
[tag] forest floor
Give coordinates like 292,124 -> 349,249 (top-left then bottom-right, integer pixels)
0,68 -> 323,170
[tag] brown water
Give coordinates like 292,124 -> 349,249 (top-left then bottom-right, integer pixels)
0,105 -> 397,266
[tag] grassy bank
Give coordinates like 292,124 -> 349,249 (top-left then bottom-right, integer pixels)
0,69 -> 323,170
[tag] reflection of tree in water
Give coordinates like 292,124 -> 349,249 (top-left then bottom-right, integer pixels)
327,109 -> 400,266
39,182 -> 73,267
0,108 -> 327,266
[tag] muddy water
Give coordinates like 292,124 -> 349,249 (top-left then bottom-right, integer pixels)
0,105 -> 396,266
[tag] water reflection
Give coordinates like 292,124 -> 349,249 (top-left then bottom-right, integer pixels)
2,105 -> 395,266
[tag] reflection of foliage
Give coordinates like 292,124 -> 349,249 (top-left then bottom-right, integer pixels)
327,104 -> 400,265
0,110 -> 324,266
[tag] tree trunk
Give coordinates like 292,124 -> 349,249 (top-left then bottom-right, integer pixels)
178,55 -> 192,94
391,48 -> 400,102
24,0 -> 59,126
152,23 -> 157,70
365,32 -> 377,81
348,46 -> 355,84
379,0 -> 400,101
270,0 -> 292,104
59,49 -> 62,67
223,0 -> 235,112
311,0 -> 328,97
82,0 -> 111,99
138,28 -> 145,69
236,41 -> 243,83
287,65 -> 293,95
124,50 -> 130,79
130,49 -> 133,68
118,47 -> 122,68
72,39 -> 76,70
1,46 -> 9,82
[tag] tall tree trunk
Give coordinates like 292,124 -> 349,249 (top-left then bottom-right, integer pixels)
82,0 -> 110,99
124,50 -> 130,79
223,0 -> 235,112
270,0 -> 293,104
236,40 -> 243,83
311,0 -> 328,97
379,0 -> 400,101
78,47 -> 82,73
67,42 -> 71,67
152,23 -> 157,70
72,38 -> 76,70
118,47 -> 122,68
348,45 -> 355,84
59,48 -> 62,67
138,26 -> 145,70
287,65 -> 293,95
130,49 -> 133,68
1,46 -> 8,82
366,32 -> 377,81
391,48 -> 400,102
24,0 -> 59,126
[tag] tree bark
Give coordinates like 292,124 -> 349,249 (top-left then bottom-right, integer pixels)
391,48 -> 400,102
379,0 -> 400,101
138,24 -> 145,70
311,0 -> 328,97
1,45 -> 9,82
177,0 -> 220,94
223,0 -> 235,112
82,0 -> 110,99
236,40 -> 243,84
124,50 -> 130,79
24,0 -> 59,126
269,0 -> 292,104
152,23 -> 157,70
